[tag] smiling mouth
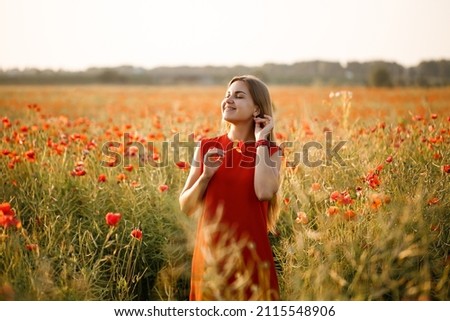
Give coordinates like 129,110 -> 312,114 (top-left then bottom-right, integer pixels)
224,106 -> 236,111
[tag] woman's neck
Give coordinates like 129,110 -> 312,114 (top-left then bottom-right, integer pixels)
227,123 -> 255,142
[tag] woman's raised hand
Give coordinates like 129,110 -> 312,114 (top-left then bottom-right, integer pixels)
202,148 -> 224,178
254,114 -> 274,141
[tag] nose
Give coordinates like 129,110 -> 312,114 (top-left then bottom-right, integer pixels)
222,97 -> 233,110
225,96 -> 234,104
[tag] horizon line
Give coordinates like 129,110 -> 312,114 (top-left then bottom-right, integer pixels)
2,57 -> 450,73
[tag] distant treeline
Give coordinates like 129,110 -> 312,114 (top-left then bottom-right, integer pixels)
1,59 -> 450,86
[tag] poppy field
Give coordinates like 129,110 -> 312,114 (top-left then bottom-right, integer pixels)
0,85 -> 449,300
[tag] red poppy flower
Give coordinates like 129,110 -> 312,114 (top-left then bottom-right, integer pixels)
130,180 -> 140,188
0,214 -> 18,228
175,161 -> 188,170
128,146 -> 139,156
0,203 -> 11,214
343,209 -> 356,220
0,203 -> 21,229
98,174 -> 107,183
330,191 -> 341,202
442,165 -> 450,174
369,193 -> 383,210
428,197 -> 439,206
341,193 -> 353,205
70,161 -> 86,177
130,228 -> 143,240
2,117 -> 11,128
116,173 -> 127,182
365,170 -> 381,189
70,167 -> 86,176
330,190 -> 354,205
158,184 -> 169,192
25,243 -> 39,251
24,150 -> 36,162
327,206 -> 340,216
105,212 -> 121,227
311,182 -> 321,191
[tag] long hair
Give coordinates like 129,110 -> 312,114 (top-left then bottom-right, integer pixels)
223,75 -> 281,234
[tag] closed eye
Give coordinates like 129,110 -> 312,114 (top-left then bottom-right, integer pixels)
225,91 -> 247,99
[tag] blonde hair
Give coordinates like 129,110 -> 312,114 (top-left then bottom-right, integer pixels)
223,75 -> 281,234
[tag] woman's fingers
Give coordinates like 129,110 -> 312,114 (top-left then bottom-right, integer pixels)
204,148 -> 224,166
254,114 -> 274,132
205,148 -> 224,157
254,118 -> 267,123
254,115 -> 273,123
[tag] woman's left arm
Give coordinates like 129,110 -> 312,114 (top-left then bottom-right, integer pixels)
253,114 -> 282,201
254,145 -> 282,200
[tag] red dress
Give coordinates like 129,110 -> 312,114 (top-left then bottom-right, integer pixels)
190,134 -> 280,300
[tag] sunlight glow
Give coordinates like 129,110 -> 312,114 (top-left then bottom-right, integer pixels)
1,0 -> 449,70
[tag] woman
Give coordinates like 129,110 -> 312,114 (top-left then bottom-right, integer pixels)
179,75 -> 282,300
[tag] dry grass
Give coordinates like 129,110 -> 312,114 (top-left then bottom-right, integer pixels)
0,85 -> 449,300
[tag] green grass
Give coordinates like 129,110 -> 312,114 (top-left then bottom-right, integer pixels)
0,86 -> 449,300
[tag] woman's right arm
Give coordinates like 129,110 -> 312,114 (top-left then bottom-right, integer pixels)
179,146 -> 223,216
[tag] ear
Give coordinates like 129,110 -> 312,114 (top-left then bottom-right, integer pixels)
253,107 -> 261,117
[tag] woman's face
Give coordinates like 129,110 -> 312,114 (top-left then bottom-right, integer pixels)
221,80 -> 258,124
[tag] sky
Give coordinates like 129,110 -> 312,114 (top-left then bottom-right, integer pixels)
1,0 -> 450,71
